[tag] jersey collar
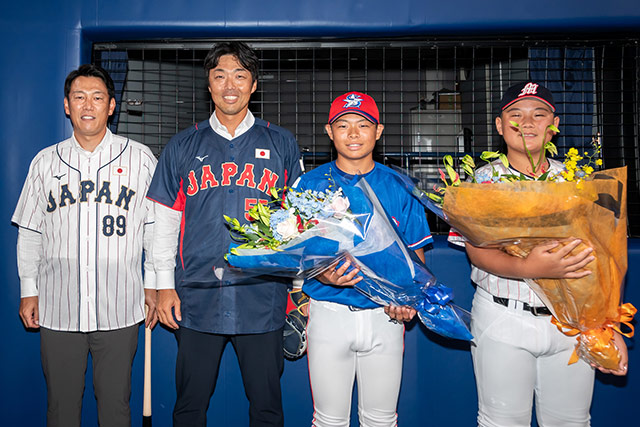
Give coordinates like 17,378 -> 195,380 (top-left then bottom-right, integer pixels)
330,160 -> 377,180
70,128 -> 112,157
209,110 -> 255,141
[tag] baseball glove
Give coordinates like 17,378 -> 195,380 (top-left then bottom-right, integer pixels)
283,288 -> 309,360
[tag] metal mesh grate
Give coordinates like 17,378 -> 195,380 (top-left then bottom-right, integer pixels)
93,38 -> 639,236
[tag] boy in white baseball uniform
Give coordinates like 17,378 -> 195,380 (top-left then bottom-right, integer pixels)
13,64 -> 157,427
449,82 -> 629,426
294,92 -> 432,426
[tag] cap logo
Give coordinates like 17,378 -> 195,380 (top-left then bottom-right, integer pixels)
519,83 -> 539,97
343,93 -> 363,109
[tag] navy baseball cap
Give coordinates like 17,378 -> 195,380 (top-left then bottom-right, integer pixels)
499,82 -> 556,112
328,91 -> 380,124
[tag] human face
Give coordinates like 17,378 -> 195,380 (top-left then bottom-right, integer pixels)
496,98 -> 559,165
208,54 -> 257,121
64,76 -> 115,146
326,114 -> 384,170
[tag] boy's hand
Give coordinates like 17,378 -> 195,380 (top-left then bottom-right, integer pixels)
524,239 -> 594,279
317,259 -> 363,287
593,331 -> 629,376
385,305 -> 416,322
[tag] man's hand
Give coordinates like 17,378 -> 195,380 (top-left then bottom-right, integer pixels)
384,305 -> 416,323
317,259 -> 363,287
594,332 -> 629,376
144,289 -> 158,329
524,239 -> 594,279
157,289 -> 182,329
19,296 -> 39,329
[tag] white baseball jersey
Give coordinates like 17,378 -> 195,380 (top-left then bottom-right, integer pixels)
12,129 -> 157,332
448,158 -> 565,306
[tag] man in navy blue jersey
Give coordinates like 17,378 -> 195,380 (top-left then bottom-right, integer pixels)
147,42 -> 302,427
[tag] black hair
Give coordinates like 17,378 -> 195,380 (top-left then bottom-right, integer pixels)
64,64 -> 116,100
203,42 -> 259,83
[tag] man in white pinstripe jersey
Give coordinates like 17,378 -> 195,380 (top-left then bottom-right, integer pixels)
12,64 -> 158,427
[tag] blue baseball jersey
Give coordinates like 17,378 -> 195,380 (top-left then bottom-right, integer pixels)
147,117 -> 302,334
294,161 -> 433,308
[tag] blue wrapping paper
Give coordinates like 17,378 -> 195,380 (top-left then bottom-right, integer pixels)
225,176 -> 471,341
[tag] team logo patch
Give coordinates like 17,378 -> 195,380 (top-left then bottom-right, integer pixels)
113,166 -> 128,176
343,93 -> 363,109
255,148 -> 270,159
519,83 -> 539,97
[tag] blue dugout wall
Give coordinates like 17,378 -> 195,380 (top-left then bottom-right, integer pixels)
1,1 -> 638,425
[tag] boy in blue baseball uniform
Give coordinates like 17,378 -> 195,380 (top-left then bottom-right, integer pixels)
148,42 -> 302,427
294,92 -> 432,427
449,82 -> 629,426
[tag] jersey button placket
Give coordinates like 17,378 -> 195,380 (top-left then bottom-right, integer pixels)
228,142 -> 235,193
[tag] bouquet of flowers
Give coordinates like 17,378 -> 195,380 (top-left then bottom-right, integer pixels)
223,176 -> 472,341
393,132 -> 635,369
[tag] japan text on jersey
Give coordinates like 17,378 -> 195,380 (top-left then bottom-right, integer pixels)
145,117 -> 302,333
12,130 -> 157,332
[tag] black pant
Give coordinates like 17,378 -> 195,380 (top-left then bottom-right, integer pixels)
173,327 -> 285,427
40,325 -> 139,427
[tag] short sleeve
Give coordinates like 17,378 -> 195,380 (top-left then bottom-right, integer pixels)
146,136 -> 185,211
400,190 -> 433,250
284,133 -> 303,187
447,228 -> 467,247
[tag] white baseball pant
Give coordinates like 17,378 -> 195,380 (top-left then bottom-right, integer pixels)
471,288 -> 595,427
307,299 -> 405,427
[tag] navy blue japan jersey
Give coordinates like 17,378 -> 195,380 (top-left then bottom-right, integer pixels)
294,161 -> 433,308
147,118 -> 302,334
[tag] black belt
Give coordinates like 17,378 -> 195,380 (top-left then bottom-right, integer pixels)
348,305 -> 372,312
492,296 -> 552,316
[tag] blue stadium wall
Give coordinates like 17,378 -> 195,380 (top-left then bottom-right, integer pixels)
1,1 -> 638,425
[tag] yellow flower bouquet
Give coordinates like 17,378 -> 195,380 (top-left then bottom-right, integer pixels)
397,134 -> 635,369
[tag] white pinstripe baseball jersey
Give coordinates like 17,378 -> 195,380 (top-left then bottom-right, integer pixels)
12,129 -> 157,332
448,158 -> 565,306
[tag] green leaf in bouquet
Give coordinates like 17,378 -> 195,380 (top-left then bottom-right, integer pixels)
537,171 -> 551,181
256,221 -> 270,235
245,233 -> 261,243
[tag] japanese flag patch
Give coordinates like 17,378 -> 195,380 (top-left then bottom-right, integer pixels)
113,166 -> 128,176
255,148 -> 270,159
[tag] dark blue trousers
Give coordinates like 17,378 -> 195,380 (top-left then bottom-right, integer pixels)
173,327 -> 284,427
